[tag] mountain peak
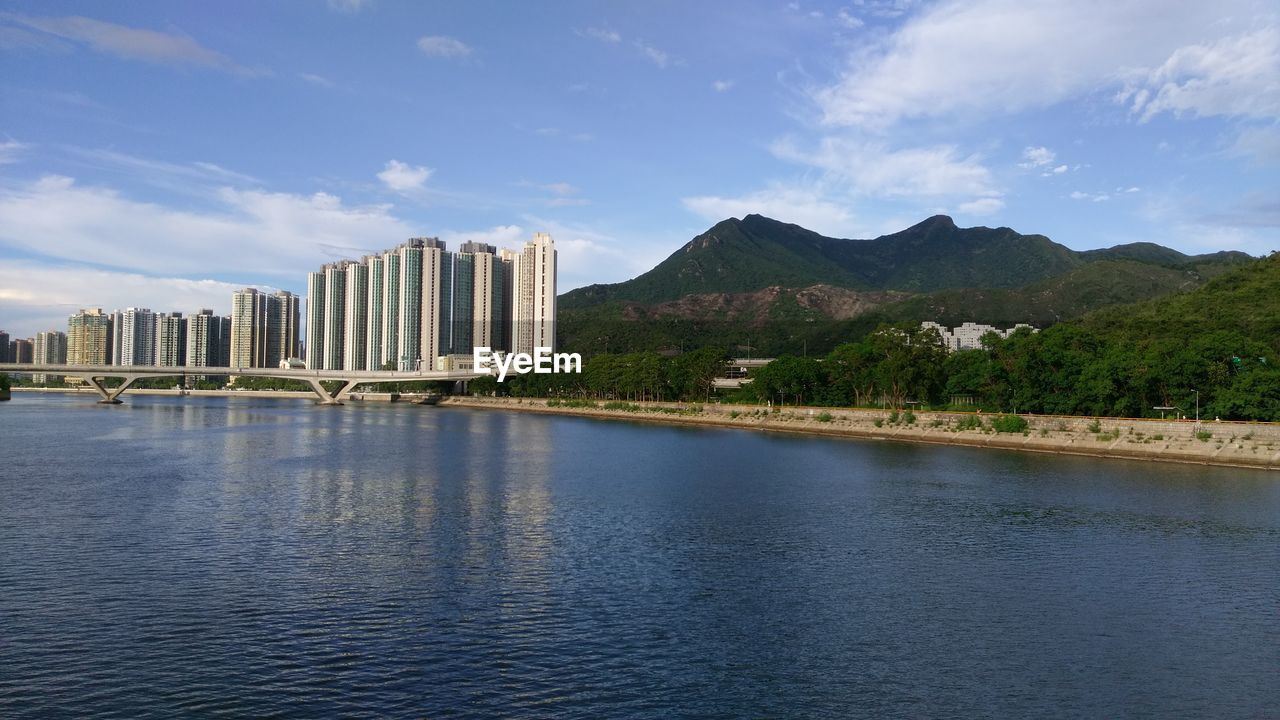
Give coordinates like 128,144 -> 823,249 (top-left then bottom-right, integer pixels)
909,214 -> 957,231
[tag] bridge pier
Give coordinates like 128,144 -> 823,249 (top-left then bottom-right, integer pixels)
307,378 -> 362,405
77,374 -> 140,404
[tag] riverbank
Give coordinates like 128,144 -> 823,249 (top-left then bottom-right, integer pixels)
442,396 -> 1280,471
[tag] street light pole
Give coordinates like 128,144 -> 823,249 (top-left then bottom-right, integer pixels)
1193,389 -> 1200,428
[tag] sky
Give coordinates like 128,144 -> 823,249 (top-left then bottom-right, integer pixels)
1,0 -> 1277,338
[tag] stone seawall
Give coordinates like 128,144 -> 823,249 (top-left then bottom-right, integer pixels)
442,397 -> 1280,472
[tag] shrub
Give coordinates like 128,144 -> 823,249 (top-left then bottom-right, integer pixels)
1087,419 -> 1102,433
729,410 -> 740,419
955,415 -> 982,431
873,418 -> 884,428
990,414 -> 1028,433
817,411 -> 833,422
1196,430 -> 1213,442
1152,434 -> 1164,441
888,409 -> 900,424
903,409 -> 916,425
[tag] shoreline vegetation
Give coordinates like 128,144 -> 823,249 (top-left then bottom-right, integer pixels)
442,395 -> 1280,472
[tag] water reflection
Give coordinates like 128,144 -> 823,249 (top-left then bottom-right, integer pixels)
1,395 -> 1278,718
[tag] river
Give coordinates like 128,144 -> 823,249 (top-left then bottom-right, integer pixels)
1,394 -> 1277,717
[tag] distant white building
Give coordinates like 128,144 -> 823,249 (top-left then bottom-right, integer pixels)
921,321 -> 1037,351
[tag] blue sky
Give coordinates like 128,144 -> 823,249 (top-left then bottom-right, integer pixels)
1,0 -> 1277,337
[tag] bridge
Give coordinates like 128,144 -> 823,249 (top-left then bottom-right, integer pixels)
0,363 -> 487,405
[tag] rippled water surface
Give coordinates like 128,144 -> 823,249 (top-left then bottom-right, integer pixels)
2,393 -> 1278,718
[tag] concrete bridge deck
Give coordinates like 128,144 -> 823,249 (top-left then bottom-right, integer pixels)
0,363 -> 487,405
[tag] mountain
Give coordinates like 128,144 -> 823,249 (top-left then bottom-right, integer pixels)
563,214 -> 1249,309
1076,250 -> 1280,349
557,214 -> 1254,355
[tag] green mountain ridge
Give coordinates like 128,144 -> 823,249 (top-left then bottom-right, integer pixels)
562,214 -> 1250,310
557,214 -> 1255,356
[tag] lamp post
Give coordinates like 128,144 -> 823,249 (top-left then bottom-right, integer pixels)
1193,389 -> 1200,428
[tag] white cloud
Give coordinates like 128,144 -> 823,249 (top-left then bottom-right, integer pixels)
956,197 -> 1005,215
518,216 -> 666,290
812,0 -> 1267,129
377,159 -> 433,192
1070,190 -> 1110,202
1019,145 -> 1055,168
682,184 -> 857,237
634,39 -> 675,68
837,9 -> 864,29
416,35 -> 472,59
712,79 -> 735,92
578,26 -> 621,43
1226,124 -> 1280,164
1044,164 -> 1069,175
0,175 -> 415,277
67,146 -> 261,186
327,0 -> 371,13
1121,28 -> 1280,122
0,139 -> 26,164
772,136 -> 1000,199
0,261 -> 248,338
2,13 -> 261,75
543,182 -> 577,196
299,72 -> 334,88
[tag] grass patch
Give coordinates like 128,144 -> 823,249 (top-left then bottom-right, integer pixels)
991,414 -> 1029,433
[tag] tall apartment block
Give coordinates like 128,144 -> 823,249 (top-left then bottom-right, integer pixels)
119,308 -> 156,366
304,233 -> 551,372
0,330 -> 10,363
67,308 -> 113,365
155,312 -> 186,367
11,338 -> 34,364
186,309 -> 231,369
512,232 -> 557,354
230,289 -> 300,368
33,330 -> 67,383
276,291 -> 301,363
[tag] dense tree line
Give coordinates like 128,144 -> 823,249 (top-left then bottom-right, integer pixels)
749,323 -> 1280,420
471,321 -> 1280,420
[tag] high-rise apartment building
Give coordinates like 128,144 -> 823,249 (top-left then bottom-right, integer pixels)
395,241 -> 423,371
513,232 -> 557,354
380,249 -> 401,370
305,271 -> 325,369
120,308 -> 156,366
442,250 -> 474,355
343,261 -> 369,371
155,312 -> 186,367
322,262 -> 348,371
0,330 -> 12,363
33,330 -> 67,383
366,255 -> 385,370
275,291 -> 301,363
67,308 -> 113,366
109,310 -> 124,365
302,232 -> 553,372
186,309 -> 231,369
230,289 -> 299,368
11,338 -> 33,364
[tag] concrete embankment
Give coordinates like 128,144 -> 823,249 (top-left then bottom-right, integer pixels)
441,396 -> 1280,472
